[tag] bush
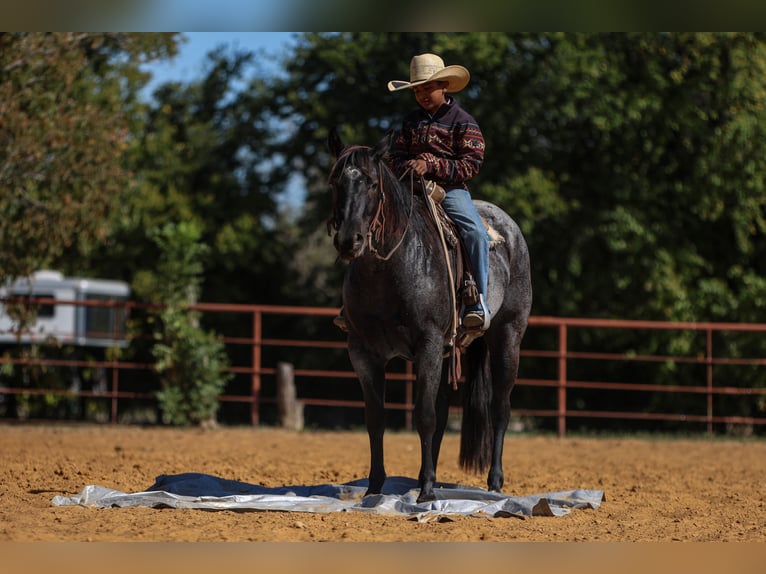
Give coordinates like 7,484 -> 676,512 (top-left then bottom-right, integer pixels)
153,309 -> 230,425
140,222 -> 231,426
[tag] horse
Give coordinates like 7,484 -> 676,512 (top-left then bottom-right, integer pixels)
327,128 -> 532,503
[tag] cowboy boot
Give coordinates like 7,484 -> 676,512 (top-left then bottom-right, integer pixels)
333,307 -> 349,332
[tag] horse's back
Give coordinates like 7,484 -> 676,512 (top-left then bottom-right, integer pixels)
474,200 -> 532,329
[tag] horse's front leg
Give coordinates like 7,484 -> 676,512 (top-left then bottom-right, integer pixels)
348,339 -> 388,496
413,341 -> 446,503
430,357 -> 452,473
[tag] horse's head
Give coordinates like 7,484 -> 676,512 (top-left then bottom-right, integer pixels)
327,128 -> 395,261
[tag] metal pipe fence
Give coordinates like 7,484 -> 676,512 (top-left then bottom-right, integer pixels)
1,299 -> 766,435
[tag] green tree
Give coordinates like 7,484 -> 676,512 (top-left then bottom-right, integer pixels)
266,32 -> 766,324
91,45 -> 294,307
480,33 -> 766,323
0,32 -> 178,290
264,33 -> 766,427
136,222 -> 232,427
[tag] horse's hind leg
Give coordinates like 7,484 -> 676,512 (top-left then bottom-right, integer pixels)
486,324 -> 523,492
349,342 -> 388,495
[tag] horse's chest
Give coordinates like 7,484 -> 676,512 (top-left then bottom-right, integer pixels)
345,270 -> 427,321
345,280 -> 446,358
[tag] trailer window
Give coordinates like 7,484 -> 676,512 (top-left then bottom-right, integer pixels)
26,294 -> 56,318
84,295 -> 127,339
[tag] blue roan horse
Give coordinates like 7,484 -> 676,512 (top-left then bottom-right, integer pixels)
327,128 -> 532,503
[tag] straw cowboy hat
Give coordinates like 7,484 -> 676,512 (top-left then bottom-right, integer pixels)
387,53 -> 470,93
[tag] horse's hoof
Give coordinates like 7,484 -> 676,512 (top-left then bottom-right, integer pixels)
365,485 -> 384,497
366,474 -> 386,496
416,491 -> 436,504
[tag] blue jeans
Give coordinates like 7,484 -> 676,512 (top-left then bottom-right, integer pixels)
441,188 -> 489,302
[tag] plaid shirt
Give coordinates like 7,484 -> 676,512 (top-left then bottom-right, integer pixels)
390,97 -> 485,190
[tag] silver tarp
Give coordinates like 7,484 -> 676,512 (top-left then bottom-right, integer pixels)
52,473 -> 604,522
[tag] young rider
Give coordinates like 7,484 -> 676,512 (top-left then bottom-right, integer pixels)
387,53 -> 490,330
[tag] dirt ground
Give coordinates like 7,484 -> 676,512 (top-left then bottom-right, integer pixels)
1,424 -> 765,542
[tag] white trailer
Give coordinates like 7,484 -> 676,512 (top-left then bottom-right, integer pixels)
0,270 -> 130,348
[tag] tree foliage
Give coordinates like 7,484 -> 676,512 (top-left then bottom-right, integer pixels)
90,45 -> 295,307
259,33 -> 766,427
266,32 -> 766,326
6,32 -> 766,427
0,32 -> 178,288
8,32 -> 766,323
138,222 -> 231,427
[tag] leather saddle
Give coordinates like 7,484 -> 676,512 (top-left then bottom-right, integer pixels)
420,180 -> 504,357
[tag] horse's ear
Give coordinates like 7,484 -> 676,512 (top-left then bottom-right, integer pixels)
328,126 -> 344,158
371,129 -> 395,162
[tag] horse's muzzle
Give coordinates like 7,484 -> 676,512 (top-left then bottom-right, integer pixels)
334,232 -> 366,261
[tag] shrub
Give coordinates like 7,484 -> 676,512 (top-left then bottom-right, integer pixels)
141,222 -> 231,426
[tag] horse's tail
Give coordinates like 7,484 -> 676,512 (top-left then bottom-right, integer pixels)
459,337 -> 493,473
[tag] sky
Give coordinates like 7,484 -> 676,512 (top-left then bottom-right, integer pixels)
141,32 -> 304,209
143,32 -> 296,95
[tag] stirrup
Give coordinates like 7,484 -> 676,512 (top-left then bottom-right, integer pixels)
461,294 -> 491,331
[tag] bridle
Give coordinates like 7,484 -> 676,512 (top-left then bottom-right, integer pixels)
328,146 -> 415,261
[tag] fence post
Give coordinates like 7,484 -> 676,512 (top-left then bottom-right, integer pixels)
706,327 -> 713,435
251,309 -> 262,426
110,300 -> 120,423
276,361 -> 304,431
557,322 -> 567,438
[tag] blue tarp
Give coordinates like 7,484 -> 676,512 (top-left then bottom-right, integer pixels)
52,473 -> 604,522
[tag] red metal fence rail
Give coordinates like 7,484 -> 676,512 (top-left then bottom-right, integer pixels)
2,300 -> 766,435
527,316 -> 766,435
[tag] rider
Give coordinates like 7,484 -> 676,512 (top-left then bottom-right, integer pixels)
387,53 -> 491,330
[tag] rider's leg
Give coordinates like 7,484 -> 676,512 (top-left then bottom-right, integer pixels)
440,188 -> 491,330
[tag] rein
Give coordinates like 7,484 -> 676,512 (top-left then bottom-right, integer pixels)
366,168 -> 415,261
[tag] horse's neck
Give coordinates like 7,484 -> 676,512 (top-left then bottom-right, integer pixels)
364,199 -> 434,273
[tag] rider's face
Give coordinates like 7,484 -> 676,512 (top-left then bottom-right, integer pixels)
412,81 -> 448,114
